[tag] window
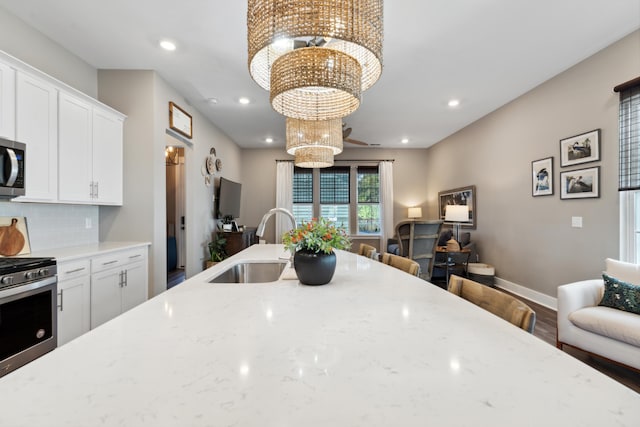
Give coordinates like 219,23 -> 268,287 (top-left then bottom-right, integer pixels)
357,166 -> 380,234
292,164 -> 381,235
320,167 -> 350,230
292,168 -> 313,223
617,78 -> 640,262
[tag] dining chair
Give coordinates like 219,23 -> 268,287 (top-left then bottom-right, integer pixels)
358,243 -> 377,259
447,275 -> 536,333
381,252 -> 421,276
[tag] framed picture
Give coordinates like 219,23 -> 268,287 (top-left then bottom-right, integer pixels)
532,157 -> 553,197
560,166 -> 600,199
169,102 -> 193,139
438,185 -> 476,229
0,217 -> 31,256
559,129 -> 600,167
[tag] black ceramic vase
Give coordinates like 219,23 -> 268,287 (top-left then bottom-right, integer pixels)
293,250 -> 337,286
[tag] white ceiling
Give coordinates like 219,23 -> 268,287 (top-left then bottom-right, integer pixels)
1,0 -> 638,149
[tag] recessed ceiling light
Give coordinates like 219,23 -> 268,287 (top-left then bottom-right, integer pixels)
159,39 -> 177,51
265,137 -> 273,143
448,99 -> 460,108
238,97 -> 251,105
207,98 -> 218,105
401,138 -> 409,144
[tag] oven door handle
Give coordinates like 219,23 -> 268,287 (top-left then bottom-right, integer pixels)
0,276 -> 57,299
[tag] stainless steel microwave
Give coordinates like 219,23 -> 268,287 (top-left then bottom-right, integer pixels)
0,137 -> 25,198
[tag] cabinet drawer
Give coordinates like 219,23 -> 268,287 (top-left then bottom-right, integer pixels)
91,247 -> 147,273
57,259 -> 90,280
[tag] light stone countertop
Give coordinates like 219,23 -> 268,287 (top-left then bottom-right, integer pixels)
0,244 -> 638,426
28,241 -> 151,262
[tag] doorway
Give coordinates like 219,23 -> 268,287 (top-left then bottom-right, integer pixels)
166,145 -> 186,288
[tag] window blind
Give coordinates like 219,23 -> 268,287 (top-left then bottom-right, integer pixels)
618,79 -> 640,191
357,166 -> 380,203
320,167 -> 350,204
293,167 -> 313,203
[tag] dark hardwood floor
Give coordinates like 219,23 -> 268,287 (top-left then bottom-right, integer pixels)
167,268 -> 185,289
502,290 -> 640,394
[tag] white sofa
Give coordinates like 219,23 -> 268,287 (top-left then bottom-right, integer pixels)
557,258 -> 640,371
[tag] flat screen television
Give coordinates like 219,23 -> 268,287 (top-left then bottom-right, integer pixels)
217,177 -> 242,219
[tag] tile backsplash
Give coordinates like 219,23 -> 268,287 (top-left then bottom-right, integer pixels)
0,201 -> 99,251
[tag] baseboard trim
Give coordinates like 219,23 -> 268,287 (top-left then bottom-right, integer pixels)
495,277 -> 557,311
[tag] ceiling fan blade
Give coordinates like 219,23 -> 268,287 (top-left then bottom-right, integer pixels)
342,127 -> 352,139
345,137 -> 368,146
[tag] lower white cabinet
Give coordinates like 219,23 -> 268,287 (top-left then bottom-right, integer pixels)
90,247 -> 148,329
55,245 -> 148,345
57,259 -> 91,346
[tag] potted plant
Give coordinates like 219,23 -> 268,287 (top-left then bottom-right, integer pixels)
206,234 -> 227,269
282,217 -> 351,286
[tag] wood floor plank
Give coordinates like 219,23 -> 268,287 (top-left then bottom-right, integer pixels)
501,289 -> 640,394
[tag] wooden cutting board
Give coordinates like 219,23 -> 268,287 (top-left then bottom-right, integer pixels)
0,218 -> 26,256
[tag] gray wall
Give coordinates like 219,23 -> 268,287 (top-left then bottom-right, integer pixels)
424,30 -> 640,300
239,147 -> 430,243
0,6 -> 97,97
98,70 -> 242,296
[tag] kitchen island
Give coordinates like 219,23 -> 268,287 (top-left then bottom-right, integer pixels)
1,244 -> 638,426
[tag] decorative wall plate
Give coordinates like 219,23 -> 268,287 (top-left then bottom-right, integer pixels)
206,155 -> 216,174
215,158 -> 222,171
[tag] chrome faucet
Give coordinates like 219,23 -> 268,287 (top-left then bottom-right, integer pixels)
256,208 -> 297,241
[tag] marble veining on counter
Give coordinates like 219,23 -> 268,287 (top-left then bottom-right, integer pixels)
0,244 -> 638,426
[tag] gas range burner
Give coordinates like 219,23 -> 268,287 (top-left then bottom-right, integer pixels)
0,257 -> 56,274
0,257 -> 57,289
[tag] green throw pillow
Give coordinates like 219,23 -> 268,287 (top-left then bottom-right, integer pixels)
598,273 -> 640,314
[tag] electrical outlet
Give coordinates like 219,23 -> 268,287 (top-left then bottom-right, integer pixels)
85,217 -> 92,229
571,216 -> 583,228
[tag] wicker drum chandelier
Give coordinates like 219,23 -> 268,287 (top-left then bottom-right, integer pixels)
247,0 -> 383,92
271,48 -> 361,120
286,117 -> 343,155
247,0 -> 383,167
294,146 -> 335,168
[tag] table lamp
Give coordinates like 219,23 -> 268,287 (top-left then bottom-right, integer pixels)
408,207 -> 422,220
445,205 -> 469,243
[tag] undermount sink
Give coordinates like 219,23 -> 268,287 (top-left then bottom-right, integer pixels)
208,261 -> 288,283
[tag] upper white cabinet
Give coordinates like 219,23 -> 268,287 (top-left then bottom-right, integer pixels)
15,71 -> 58,202
58,93 -> 123,205
1,50 -> 125,205
91,109 -> 123,205
0,62 -> 15,140
58,92 -> 93,203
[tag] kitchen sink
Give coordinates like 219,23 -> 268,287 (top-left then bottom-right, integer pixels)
208,261 -> 288,283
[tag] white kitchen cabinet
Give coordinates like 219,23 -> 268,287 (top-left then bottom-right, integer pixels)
58,92 -> 93,203
58,93 -> 123,205
0,62 -> 15,140
57,259 -> 91,346
15,71 -> 58,201
90,247 -> 148,329
91,108 -> 123,205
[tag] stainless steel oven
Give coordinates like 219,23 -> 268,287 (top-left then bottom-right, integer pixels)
0,257 -> 57,377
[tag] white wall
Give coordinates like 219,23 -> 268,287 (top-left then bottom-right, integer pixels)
424,30 -> 640,299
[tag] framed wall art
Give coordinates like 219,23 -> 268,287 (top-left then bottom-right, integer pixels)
532,157 -> 553,197
169,101 -> 193,139
438,185 -> 476,229
560,166 -> 600,199
559,129 -> 600,167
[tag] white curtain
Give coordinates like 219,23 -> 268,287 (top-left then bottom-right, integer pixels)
379,161 -> 394,251
275,161 -> 294,243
